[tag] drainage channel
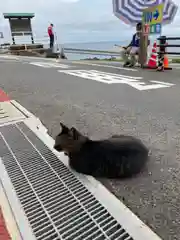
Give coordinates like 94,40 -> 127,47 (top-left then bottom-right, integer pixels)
0,121 -> 161,240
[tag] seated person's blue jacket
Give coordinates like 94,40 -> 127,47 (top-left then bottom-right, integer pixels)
127,33 -> 150,48
131,33 -> 140,47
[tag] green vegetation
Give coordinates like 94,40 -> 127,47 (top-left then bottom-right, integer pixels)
83,57 -> 180,64
99,58 -> 123,62
172,58 -> 180,63
82,57 -> 123,62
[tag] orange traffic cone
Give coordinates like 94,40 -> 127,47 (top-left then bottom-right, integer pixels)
163,55 -> 169,68
147,41 -> 157,68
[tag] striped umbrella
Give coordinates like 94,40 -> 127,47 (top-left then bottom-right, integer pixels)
113,0 -> 178,26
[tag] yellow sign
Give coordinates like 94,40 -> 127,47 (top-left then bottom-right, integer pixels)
142,4 -> 164,25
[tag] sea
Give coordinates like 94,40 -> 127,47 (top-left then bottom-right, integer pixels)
58,39 -> 180,60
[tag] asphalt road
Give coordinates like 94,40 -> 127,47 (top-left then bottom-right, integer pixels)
1,55 -> 180,240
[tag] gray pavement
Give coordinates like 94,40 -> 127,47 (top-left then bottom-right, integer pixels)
1,57 -> 180,240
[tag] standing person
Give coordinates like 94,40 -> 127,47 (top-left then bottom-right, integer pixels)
121,22 -> 143,67
48,23 -> 54,49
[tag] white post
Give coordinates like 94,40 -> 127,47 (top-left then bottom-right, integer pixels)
23,32 -> 27,51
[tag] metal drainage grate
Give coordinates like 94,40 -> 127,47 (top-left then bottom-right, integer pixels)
0,122 -> 133,240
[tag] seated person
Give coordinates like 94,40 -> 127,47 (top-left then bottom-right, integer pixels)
121,22 -> 150,67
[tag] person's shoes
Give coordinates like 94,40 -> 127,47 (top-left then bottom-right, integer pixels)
123,62 -> 130,67
157,66 -> 164,72
128,63 -> 135,68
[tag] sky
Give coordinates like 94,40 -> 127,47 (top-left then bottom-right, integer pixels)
0,0 -> 180,44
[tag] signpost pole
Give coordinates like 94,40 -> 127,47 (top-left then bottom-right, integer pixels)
140,3 -> 163,68
139,0 -> 147,67
139,24 -> 148,67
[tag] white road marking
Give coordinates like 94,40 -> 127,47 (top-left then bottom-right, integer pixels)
73,61 -> 137,71
0,55 -> 19,60
151,80 -> 174,86
29,62 -> 70,68
171,64 -> 180,69
0,59 -> 19,63
58,69 -> 175,91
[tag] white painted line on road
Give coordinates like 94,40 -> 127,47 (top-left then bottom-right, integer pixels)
0,59 -> 19,63
59,69 -> 175,91
73,61 -> 138,71
29,62 -> 70,69
59,69 -> 142,79
0,55 -> 19,60
171,65 -> 180,69
151,80 -> 174,86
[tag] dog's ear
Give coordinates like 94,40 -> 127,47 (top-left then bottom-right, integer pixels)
60,122 -> 69,133
69,127 -> 80,140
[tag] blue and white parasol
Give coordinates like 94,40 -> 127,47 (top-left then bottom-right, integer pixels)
113,0 -> 178,26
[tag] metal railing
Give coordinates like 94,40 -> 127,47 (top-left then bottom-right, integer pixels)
157,36 -> 180,55
63,47 -> 122,57
1,32 -> 179,60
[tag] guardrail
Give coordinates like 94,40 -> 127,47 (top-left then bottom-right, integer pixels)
63,47 -> 122,57
157,36 -> 180,55
63,47 -> 179,61
1,33 -> 179,61
155,36 -> 179,71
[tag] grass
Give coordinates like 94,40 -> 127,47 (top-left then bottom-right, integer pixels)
172,58 -> 180,64
82,57 -> 123,62
83,56 -> 180,64
100,58 -> 123,62
99,58 -> 180,63
85,57 -> 180,64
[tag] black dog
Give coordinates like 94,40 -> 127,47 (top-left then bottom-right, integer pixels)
54,123 -> 149,179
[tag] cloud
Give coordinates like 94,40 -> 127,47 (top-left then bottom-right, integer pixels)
0,0 -> 180,43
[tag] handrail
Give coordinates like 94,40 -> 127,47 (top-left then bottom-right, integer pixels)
157,44 -> 180,48
11,31 -> 32,35
157,36 -> 180,55
157,37 -> 180,40
1,31 -> 179,60
64,47 -> 120,54
155,35 -> 178,70
63,47 -> 122,56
